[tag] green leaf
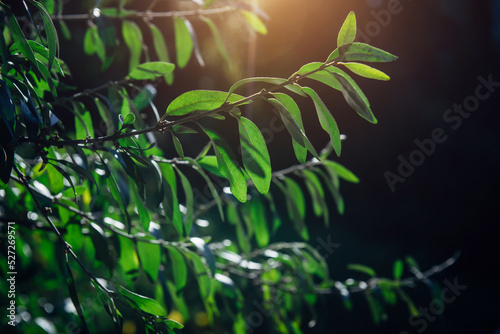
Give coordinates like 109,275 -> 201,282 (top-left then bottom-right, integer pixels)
327,42 -> 398,63
122,20 -> 143,72
165,90 -> 246,116
301,169 -> 328,222
347,263 -> 377,277
278,178 -> 308,240
94,97 -> 115,136
106,170 -> 131,232
197,155 -> 224,178
171,132 -> 184,158
190,253 -> 213,301
117,235 -> 139,275
301,87 -> 341,156
237,116 -> 271,194
123,113 -> 135,126
84,26 -> 105,63
30,0 -> 59,71
295,62 -> 341,91
200,16 -> 232,70
325,67 -> 377,123
167,246 -> 188,292
148,22 -> 174,85
204,128 -> 247,203
59,20 -> 71,40
227,77 -> 306,101
322,160 -> 359,183
187,158 -> 224,220
270,93 -> 307,163
116,285 -> 167,317
247,194 -> 269,247
397,288 -> 420,317
176,168 -> 194,233
137,239 -> 161,282
128,61 -> 175,81
191,237 -> 216,276
341,62 -> 390,81
174,16 -> 193,69
337,11 -> 356,47
268,97 -> 319,160
242,10 -> 268,35
5,10 -> 38,70
393,259 -> 404,280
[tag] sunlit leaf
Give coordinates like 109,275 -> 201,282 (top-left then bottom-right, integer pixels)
341,62 -> 390,81
337,11 -> 356,47
322,160 -> 359,183
128,61 -> 175,80
165,90 -> 246,116
116,285 -> 167,317
122,20 -> 143,72
148,22 -> 174,84
174,16 -> 193,69
241,10 -> 268,35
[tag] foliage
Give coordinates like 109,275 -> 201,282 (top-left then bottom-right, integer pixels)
0,1 -> 452,333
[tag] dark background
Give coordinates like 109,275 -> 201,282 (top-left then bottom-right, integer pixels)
60,0 -> 500,333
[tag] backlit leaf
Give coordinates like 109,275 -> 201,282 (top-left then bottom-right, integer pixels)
174,16 -> 193,69
337,11 -> 356,47
165,90 -> 246,116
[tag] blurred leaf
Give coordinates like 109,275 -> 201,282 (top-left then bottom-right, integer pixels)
341,62 -> 390,81
301,169 -> 328,223
247,195 -> 269,247
59,20 -> 71,40
171,132 -> 184,158
4,7 -> 38,70
0,80 -> 16,143
337,11 -> 356,47
204,128 -> 247,203
116,285 -> 167,317
405,256 -> 420,270
122,20 -> 143,72
191,237 -> 216,276
237,116 -> 271,194
128,61 -> 175,80
328,42 -> 398,63
188,158 -> 224,220
242,10 -> 268,34
347,264 -> 376,277
148,22 -> 174,85
117,234 -> 139,276
137,239 -> 161,282
322,160 -> 359,183
174,167 -> 194,234
174,16 -> 193,69
302,87 -> 341,156
200,16 -> 232,69
165,90 -> 246,116
277,178 -> 309,240
84,26 -> 105,63
64,256 -> 90,334
167,246 -> 187,292
397,288 -> 420,317
393,259 -> 404,280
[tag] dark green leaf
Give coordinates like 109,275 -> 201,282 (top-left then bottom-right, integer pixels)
6,10 -> 38,70
117,235 -> 139,275
171,132 -> 184,158
187,158 -> 224,220
174,167 -> 194,234
327,42 -> 398,63
84,26 -> 105,63
65,256 -> 90,334
302,87 -> 341,156
237,116 -> 271,194
30,0 -> 59,71
326,67 -> 377,123
268,97 -> 319,160
279,178 -> 309,240
204,128 -> 247,203
301,169 -> 328,222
